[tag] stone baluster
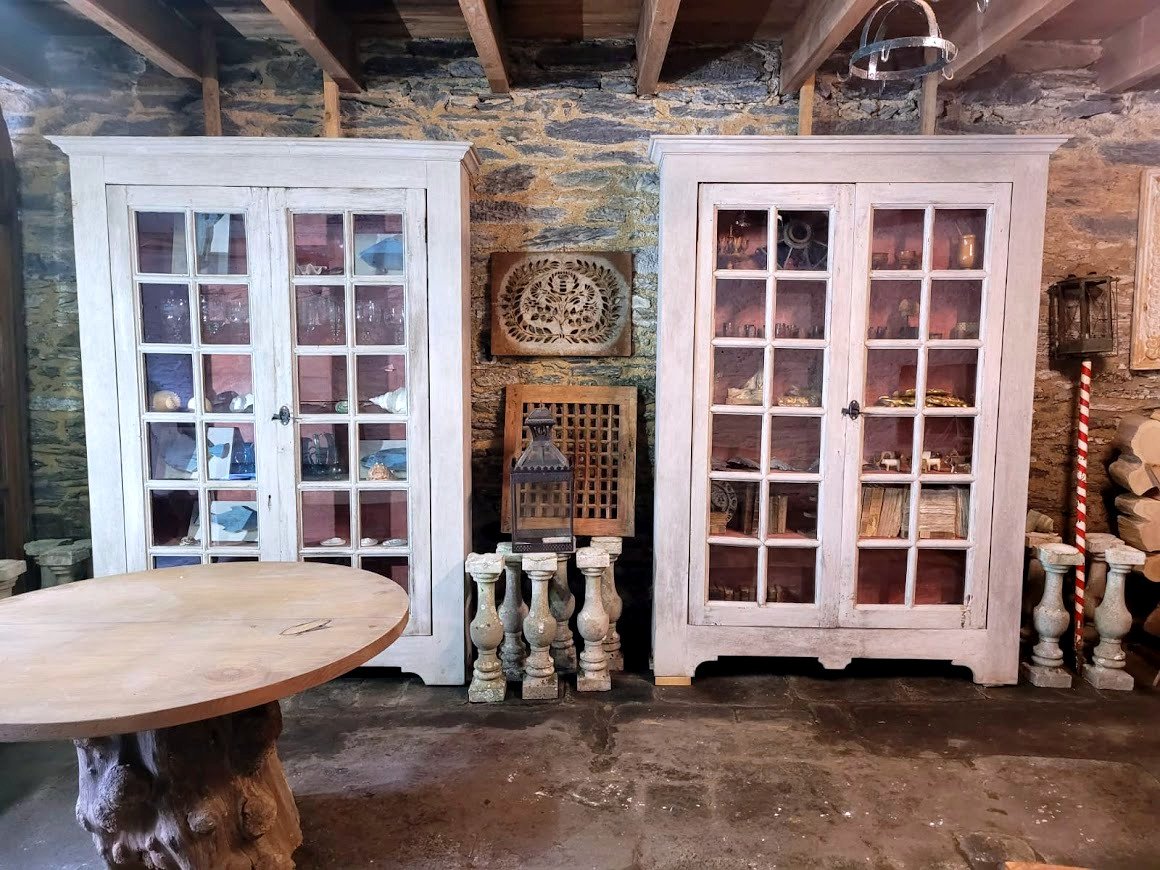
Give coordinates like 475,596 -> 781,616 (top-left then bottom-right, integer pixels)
522,553 -> 559,700
575,547 -> 611,692
495,542 -> 528,682
1021,531 -> 1061,641
591,536 -> 624,672
549,553 -> 578,674
1083,533 -> 1122,646
0,559 -> 27,598
1084,544 -> 1145,691
1022,543 -> 1083,688
466,552 -> 505,703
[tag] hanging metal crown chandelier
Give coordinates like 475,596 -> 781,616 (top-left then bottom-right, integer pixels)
849,0 -> 958,82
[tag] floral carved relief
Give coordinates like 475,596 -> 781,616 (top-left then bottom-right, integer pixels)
490,251 -> 632,356
1132,170 -> 1160,371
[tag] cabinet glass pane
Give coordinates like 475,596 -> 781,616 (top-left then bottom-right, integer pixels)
206,489 -> 258,545
304,556 -> 352,566
211,556 -> 258,564
711,414 -> 762,471
355,284 -> 405,345
205,423 -> 255,482
156,555 -> 201,568
299,423 -> 349,482
929,280 -> 981,340
857,548 -> 907,604
358,423 -> 407,481
768,416 -> 820,473
773,280 -> 826,339
709,480 -> 758,540
927,349 -> 977,408
771,348 -> 823,408
297,356 -> 347,413
922,418 -> 974,474
916,485 -> 970,540
714,347 -> 764,406
362,556 -> 409,592
199,284 -> 250,345
859,484 -> 910,539
916,550 -> 967,604
194,213 -> 247,276
357,355 -> 407,414
295,285 -> 346,345
203,355 -> 252,413
766,548 -> 816,603
714,278 -> 765,338
716,210 -> 768,271
301,489 -> 351,547
767,483 -> 817,539
147,422 -> 197,480
932,209 -> 986,271
359,491 -> 408,547
140,283 -> 191,344
144,353 -> 195,412
150,489 -> 198,546
867,280 -> 921,340
866,349 -> 918,407
294,213 -> 344,275
775,210 -> 828,271
136,212 -> 188,274
353,214 -> 404,275
708,544 -> 758,601
870,209 -> 924,271
863,416 -> 913,474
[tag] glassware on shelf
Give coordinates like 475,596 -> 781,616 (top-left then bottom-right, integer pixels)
159,293 -> 190,343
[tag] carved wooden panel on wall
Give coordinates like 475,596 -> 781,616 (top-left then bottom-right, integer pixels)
501,385 -> 637,536
490,251 -> 632,357
1132,169 -> 1160,371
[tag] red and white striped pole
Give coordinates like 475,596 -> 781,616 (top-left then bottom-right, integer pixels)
1073,359 -> 1091,673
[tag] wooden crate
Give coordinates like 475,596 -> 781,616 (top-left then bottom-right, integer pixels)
501,385 -> 637,537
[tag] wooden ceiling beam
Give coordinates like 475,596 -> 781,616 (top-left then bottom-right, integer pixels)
59,0 -> 202,80
636,0 -> 681,96
457,0 -> 511,94
1095,5 -> 1160,93
780,0 -> 877,95
943,0 -> 1078,83
257,0 -> 361,93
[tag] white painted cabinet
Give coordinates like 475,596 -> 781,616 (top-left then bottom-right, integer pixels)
51,137 -> 477,685
650,136 -> 1065,685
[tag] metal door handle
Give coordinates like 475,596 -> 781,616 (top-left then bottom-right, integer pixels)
271,405 -> 291,425
841,400 -> 861,420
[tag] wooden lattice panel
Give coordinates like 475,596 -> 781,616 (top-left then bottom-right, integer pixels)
501,385 -> 637,537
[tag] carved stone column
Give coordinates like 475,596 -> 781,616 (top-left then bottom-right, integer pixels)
467,552 -> 505,703
495,542 -> 528,682
0,559 -> 26,598
548,553 -> 578,674
522,553 -> 559,700
74,702 -> 301,870
1022,531 -> 1061,640
1022,542 -> 1082,688
1084,544 -> 1145,691
590,535 -> 624,672
575,547 -> 611,692
1083,532 -> 1121,645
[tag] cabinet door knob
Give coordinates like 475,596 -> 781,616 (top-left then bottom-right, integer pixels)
271,405 -> 292,425
841,400 -> 861,420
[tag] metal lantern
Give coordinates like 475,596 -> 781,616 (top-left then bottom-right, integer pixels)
510,407 -> 575,554
1047,273 -> 1118,358
849,0 -> 957,82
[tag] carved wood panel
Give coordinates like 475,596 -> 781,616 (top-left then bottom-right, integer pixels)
1131,169 -> 1160,371
490,251 -> 632,357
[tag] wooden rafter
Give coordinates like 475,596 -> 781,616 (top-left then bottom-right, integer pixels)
457,0 -> 511,94
943,0 -> 1078,83
257,0 -> 361,93
59,0 -> 202,80
780,0 -> 877,95
1096,5 -> 1160,93
636,0 -> 681,96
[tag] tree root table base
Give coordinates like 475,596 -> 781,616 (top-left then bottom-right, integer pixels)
75,702 -> 301,870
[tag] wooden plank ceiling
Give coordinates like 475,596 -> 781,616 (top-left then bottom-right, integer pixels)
10,0 -> 1160,96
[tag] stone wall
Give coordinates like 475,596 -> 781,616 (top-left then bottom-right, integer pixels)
1,35 -> 1159,662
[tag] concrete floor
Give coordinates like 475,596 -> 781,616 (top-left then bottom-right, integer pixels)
3,660 -> 1160,870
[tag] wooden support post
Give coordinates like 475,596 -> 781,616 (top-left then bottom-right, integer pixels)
201,25 -> 222,137
798,76 -> 815,136
322,72 -> 340,138
920,49 -> 938,135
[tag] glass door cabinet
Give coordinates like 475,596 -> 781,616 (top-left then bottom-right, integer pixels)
652,135 -> 1065,686
53,137 -> 477,685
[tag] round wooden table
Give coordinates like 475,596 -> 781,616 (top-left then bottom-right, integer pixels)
0,561 -> 410,869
